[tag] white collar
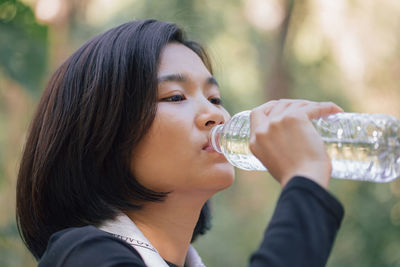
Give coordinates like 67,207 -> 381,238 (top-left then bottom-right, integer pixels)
99,213 -> 206,267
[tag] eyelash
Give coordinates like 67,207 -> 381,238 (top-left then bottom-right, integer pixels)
161,95 -> 223,105
162,95 -> 186,102
209,97 -> 223,105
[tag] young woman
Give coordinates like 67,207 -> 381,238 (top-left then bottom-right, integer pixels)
16,19 -> 344,267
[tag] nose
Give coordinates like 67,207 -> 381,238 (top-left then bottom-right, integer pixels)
196,100 -> 226,130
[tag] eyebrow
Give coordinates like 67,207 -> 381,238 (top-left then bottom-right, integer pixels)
157,74 -> 186,83
157,74 -> 219,87
207,76 -> 219,87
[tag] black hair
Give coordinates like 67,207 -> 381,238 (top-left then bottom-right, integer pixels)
16,19 -> 213,259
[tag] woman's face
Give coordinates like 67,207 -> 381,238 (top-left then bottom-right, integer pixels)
130,43 -> 234,195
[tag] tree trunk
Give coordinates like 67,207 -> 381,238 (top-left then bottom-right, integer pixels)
266,0 -> 295,100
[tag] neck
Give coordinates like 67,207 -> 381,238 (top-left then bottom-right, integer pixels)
126,192 -> 210,267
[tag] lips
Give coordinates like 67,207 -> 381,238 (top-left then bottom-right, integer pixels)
202,140 -> 215,152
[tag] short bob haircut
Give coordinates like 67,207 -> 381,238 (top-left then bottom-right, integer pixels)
16,19 -> 213,260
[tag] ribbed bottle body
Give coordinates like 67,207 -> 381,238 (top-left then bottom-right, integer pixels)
210,111 -> 400,182
210,111 -> 265,171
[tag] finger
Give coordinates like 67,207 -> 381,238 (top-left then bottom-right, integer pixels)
255,99 -> 303,116
251,100 -> 343,130
300,102 -> 344,120
250,105 -> 269,134
250,100 -> 279,134
269,99 -> 322,118
253,100 -> 278,116
268,101 -> 292,118
251,99 -> 311,131
250,99 -> 294,130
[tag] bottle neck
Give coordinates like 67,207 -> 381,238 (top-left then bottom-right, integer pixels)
210,124 -> 224,153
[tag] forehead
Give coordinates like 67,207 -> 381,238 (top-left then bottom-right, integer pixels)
157,43 -> 211,77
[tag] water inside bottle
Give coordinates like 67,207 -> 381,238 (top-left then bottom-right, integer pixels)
219,134 -> 400,181
219,131 -> 266,171
324,139 -> 400,182
314,113 -> 400,182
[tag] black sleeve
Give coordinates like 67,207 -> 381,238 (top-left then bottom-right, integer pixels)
250,176 -> 344,267
38,226 -> 146,267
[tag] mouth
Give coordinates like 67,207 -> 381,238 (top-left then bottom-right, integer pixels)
202,140 -> 216,152
202,138 -> 228,162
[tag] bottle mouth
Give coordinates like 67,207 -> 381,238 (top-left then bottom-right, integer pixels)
210,124 -> 223,153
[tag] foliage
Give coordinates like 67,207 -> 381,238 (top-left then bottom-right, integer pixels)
0,0 -> 48,94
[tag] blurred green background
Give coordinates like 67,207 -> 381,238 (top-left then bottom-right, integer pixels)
1,0 -> 400,266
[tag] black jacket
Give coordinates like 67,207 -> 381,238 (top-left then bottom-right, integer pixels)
38,176 -> 344,267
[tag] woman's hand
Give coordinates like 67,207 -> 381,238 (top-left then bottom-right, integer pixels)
249,99 -> 343,189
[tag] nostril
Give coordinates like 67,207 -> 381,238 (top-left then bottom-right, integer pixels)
205,120 -> 215,127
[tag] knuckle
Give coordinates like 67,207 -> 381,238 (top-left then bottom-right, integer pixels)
253,128 -> 267,139
298,100 -> 312,106
323,101 -> 334,107
249,109 -> 257,119
249,131 -> 263,153
252,105 -> 264,115
282,114 -> 298,123
268,119 -> 281,130
265,100 -> 278,108
249,136 -> 257,152
281,113 -> 308,126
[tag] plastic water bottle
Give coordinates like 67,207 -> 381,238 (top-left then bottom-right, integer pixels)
209,110 -> 400,182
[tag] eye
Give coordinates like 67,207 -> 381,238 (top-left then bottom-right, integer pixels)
162,95 -> 186,102
209,97 -> 223,105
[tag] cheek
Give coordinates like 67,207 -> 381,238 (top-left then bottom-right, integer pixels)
222,108 -> 231,122
129,115 -> 195,191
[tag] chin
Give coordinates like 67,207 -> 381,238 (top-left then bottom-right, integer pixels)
205,163 -> 235,192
